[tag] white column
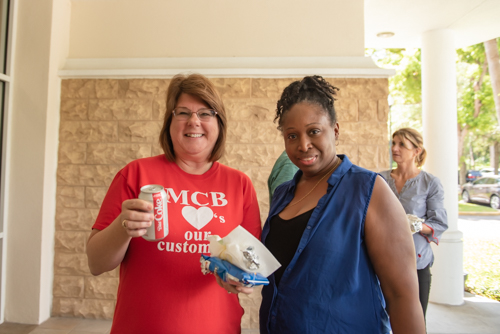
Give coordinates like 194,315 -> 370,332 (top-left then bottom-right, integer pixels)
5,0 -> 70,323
421,29 -> 463,305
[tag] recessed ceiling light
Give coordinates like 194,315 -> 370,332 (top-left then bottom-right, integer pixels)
376,32 -> 395,38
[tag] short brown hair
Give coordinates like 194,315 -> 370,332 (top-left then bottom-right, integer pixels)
159,73 -> 227,162
392,127 -> 427,167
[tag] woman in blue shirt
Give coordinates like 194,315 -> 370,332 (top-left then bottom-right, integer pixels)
259,76 -> 425,334
380,128 -> 448,320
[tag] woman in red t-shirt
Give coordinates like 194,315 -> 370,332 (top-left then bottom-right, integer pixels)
86,74 -> 261,334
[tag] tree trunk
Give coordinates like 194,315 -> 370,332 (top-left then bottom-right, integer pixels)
469,141 -> 475,168
460,160 -> 467,185
457,124 -> 468,163
491,142 -> 499,175
457,124 -> 468,185
484,39 -> 500,127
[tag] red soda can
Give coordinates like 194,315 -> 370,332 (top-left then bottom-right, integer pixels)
139,184 -> 169,241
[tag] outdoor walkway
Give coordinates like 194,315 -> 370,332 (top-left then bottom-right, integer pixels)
0,292 -> 498,334
427,292 -> 500,333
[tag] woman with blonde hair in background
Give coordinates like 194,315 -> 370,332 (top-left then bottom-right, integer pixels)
380,127 -> 448,321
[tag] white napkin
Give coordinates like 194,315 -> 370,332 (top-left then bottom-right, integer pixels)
207,226 -> 281,278
407,214 -> 424,233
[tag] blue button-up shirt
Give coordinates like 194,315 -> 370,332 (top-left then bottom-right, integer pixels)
260,155 -> 391,334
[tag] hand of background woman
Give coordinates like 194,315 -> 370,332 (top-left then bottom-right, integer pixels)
215,275 -> 254,295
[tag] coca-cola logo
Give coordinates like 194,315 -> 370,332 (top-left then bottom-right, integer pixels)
153,193 -> 163,231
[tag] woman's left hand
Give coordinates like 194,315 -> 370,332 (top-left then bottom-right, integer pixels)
215,275 -> 254,295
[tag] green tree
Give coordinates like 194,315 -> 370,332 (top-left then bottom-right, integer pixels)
456,43 -> 496,181
367,45 -> 496,184
366,48 -> 422,134
484,38 -> 500,174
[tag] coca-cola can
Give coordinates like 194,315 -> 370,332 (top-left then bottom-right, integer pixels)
139,184 -> 169,241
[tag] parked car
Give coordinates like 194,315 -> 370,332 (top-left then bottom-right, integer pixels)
465,170 -> 482,183
462,176 -> 500,209
479,168 -> 500,176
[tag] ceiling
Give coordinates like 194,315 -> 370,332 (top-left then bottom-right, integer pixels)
365,0 -> 500,49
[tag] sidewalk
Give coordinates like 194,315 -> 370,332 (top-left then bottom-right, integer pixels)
427,292 -> 500,334
1,292 -> 498,334
459,211 -> 500,216
0,318 -> 260,334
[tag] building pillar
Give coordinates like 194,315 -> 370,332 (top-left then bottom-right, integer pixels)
421,29 -> 463,305
5,0 -> 70,323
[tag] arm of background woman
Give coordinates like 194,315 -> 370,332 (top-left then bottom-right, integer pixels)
86,199 -> 153,276
268,152 -> 298,204
365,176 -> 426,334
420,176 -> 448,242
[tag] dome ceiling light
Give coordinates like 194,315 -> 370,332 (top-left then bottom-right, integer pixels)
376,31 -> 395,38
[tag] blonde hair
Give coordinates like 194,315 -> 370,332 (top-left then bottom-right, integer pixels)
392,128 -> 427,167
159,73 -> 227,162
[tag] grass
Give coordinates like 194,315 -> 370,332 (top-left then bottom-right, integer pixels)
457,191 -> 499,213
459,201 -> 499,213
463,238 -> 500,302
457,192 -> 499,301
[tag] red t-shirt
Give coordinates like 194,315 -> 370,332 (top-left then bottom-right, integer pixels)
93,155 -> 262,334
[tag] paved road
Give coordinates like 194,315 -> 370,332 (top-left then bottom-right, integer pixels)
458,215 -> 500,239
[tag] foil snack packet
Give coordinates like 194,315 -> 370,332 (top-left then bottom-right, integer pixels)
200,254 -> 269,287
407,214 -> 424,233
200,226 -> 281,287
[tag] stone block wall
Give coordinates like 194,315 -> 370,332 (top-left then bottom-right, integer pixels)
53,77 -> 390,327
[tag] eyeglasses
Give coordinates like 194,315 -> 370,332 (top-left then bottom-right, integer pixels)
172,107 -> 218,122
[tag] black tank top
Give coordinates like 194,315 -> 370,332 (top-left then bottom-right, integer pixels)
265,208 -> 314,287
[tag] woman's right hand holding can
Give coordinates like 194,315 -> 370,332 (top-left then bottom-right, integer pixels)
87,198 -> 154,275
119,199 -> 154,238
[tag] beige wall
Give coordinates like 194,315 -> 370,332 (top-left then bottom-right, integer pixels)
4,0 -> 381,326
53,76 -> 390,328
69,0 -> 365,58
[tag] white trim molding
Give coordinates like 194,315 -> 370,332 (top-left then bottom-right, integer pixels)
0,74 -> 10,83
59,56 -> 395,79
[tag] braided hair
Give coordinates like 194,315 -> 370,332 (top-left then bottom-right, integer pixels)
275,75 -> 339,130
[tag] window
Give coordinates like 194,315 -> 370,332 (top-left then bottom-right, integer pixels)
0,0 -> 10,323
486,178 -> 498,185
472,178 -> 487,185
0,0 -> 8,189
